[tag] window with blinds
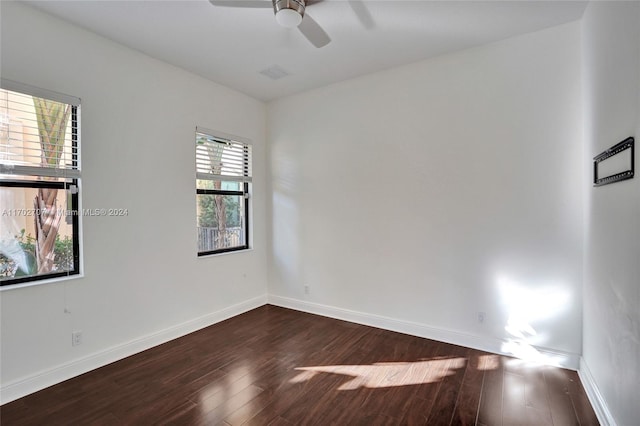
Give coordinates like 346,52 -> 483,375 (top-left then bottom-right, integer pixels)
195,128 -> 251,255
0,80 -> 81,287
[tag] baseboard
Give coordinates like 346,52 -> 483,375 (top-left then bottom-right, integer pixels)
0,294 -> 268,405
267,295 -> 580,370
2,293 -> 582,405
579,357 -> 617,426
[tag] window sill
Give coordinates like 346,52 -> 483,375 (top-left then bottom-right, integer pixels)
198,247 -> 253,258
0,272 -> 84,292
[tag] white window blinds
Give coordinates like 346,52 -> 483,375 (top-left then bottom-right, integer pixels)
196,127 -> 252,183
0,79 -> 80,179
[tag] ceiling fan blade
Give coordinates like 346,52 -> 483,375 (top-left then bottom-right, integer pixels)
209,0 -> 272,9
298,14 -> 331,48
348,0 -> 374,30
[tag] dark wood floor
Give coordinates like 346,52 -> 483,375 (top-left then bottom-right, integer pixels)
1,305 -> 598,425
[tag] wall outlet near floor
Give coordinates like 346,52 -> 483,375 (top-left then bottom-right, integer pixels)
304,285 -> 310,295
477,312 -> 486,324
72,331 -> 83,346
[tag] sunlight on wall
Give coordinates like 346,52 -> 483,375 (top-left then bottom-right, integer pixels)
290,357 -> 467,390
271,151 -> 302,292
272,191 -> 299,278
497,275 -> 571,365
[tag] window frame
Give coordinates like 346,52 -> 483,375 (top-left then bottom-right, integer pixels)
196,182 -> 250,256
0,80 -> 82,288
195,127 -> 252,257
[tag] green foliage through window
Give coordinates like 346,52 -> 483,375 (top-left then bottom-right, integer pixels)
0,230 -> 74,278
198,194 -> 241,228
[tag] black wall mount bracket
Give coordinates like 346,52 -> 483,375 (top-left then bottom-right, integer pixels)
593,137 -> 634,187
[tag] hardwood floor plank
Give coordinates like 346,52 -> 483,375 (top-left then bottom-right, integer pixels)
198,384 -> 265,425
396,339 -> 444,424
565,370 -> 600,426
542,366 -> 580,426
241,404 -> 287,425
222,390 -> 275,425
473,351 -> 505,426
547,392 -> 580,426
450,349 -> 486,425
265,415 -> 294,426
155,400 -> 201,425
502,370 -> 554,426
399,395 -> 437,425
0,305 -> 600,426
425,343 -> 470,426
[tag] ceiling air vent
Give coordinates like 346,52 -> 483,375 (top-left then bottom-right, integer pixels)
259,65 -> 290,80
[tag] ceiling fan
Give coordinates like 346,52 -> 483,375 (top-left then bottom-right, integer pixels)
209,0 -> 332,48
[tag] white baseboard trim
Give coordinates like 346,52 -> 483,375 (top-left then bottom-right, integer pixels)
1,294 -> 582,405
579,357 -> 617,426
0,294 -> 267,405
267,295 -> 580,370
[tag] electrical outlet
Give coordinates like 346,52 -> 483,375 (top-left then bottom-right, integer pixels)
72,331 -> 83,346
304,285 -> 310,295
477,312 -> 486,324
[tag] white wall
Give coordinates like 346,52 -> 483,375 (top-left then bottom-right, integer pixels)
0,2 -> 268,402
8,4 -> 637,419
268,22 -> 584,365
581,2 -> 640,425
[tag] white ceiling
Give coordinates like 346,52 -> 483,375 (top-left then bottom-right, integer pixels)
26,0 -> 587,101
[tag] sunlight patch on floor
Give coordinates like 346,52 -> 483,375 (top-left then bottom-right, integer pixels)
290,357 -> 467,390
478,354 -> 500,371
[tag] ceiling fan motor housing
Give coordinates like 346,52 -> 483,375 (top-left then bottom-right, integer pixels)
273,0 -> 306,27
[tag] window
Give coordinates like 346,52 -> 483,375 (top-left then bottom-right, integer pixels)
0,80 -> 81,287
196,127 -> 251,255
